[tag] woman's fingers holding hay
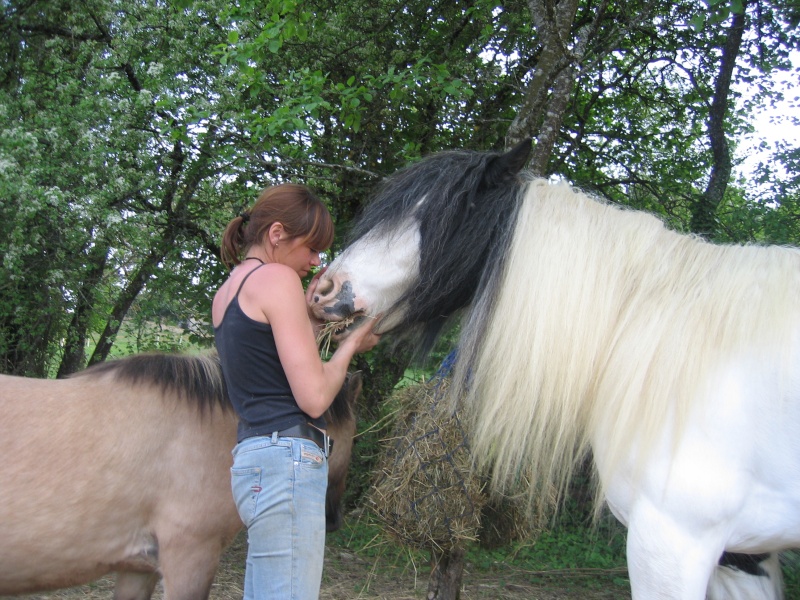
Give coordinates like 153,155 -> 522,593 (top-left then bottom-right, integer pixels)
316,313 -> 382,356
349,313 -> 383,354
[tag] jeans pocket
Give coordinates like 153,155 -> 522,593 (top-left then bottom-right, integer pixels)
297,441 -> 326,469
230,466 -> 262,527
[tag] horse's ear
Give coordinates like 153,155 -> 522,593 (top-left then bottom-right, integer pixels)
481,138 -> 532,188
348,371 -> 363,400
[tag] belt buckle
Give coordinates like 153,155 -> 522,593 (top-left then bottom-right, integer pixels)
324,433 -> 333,457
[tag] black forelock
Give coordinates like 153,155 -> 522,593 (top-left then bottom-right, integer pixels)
349,148 -> 524,354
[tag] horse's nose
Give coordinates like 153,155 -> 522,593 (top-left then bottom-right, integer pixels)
311,277 -> 356,320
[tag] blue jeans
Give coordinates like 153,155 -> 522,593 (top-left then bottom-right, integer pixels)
231,433 -> 328,600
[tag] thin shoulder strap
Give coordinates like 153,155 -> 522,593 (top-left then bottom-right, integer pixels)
233,262 -> 267,299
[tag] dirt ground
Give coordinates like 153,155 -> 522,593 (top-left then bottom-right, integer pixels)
2,528 -> 630,600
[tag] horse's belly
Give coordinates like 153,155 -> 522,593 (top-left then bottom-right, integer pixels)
696,355 -> 800,551
0,456 -> 161,591
0,530 -> 158,593
0,438 -> 229,593
724,436 -> 800,551
0,446 -> 163,587
726,491 -> 800,552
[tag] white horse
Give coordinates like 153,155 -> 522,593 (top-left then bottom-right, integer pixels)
308,140 -> 799,599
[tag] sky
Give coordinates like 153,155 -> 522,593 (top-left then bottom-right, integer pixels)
734,51 -> 799,182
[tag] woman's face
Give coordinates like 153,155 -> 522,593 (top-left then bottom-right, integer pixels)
280,237 -> 323,278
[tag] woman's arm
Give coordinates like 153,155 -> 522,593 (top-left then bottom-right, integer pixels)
249,264 -> 379,418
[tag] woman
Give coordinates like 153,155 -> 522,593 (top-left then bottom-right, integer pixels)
212,183 -> 380,599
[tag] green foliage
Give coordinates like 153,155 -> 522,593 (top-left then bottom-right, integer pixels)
1,0 -> 798,379
468,524 -> 627,583
690,0 -> 746,31
559,0 -> 799,240
2,1 -> 799,594
332,491 -> 800,596
0,0 -> 235,373
784,557 -> 800,598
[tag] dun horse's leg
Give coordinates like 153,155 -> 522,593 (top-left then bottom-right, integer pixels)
157,538 -> 223,600
626,503 -> 719,599
113,571 -> 159,600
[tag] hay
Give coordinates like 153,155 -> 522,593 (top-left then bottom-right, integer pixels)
315,316 -> 357,355
367,378 -> 488,551
316,314 -> 380,356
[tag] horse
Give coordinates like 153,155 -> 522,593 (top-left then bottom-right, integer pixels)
308,140 -> 799,599
326,369 -> 362,533
0,351 -> 362,599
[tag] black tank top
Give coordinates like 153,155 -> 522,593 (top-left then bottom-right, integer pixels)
214,263 -> 325,442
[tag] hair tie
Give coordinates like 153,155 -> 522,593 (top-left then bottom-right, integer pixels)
239,211 -> 250,224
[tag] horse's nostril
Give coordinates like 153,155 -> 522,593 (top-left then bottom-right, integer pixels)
316,277 -> 334,297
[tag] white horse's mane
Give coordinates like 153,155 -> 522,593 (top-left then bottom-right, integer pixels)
452,177 -> 800,515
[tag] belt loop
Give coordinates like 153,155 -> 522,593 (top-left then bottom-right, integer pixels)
271,430 -> 278,443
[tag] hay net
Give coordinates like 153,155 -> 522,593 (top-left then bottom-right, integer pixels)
367,359 -> 487,551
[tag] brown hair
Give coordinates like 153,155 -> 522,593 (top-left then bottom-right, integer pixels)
220,183 -> 335,268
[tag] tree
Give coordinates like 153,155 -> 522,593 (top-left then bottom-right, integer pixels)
1,0 -> 796,380
1,0 -> 235,374
555,0 -> 799,238
1,0 -> 796,471
0,0 -> 503,376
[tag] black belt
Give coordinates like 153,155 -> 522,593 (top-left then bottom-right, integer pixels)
278,423 -> 332,457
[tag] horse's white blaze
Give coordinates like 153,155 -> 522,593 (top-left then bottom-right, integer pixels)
312,218 -> 420,331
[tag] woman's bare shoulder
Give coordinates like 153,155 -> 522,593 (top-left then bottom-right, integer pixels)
248,262 -> 302,287
240,262 -> 304,312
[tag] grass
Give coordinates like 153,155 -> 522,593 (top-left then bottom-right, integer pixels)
326,504 -> 631,598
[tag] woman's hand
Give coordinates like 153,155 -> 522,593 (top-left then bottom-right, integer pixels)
343,314 -> 383,355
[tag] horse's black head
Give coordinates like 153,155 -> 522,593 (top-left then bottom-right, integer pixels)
310,140 -> 532,357
386,140 -> 531,343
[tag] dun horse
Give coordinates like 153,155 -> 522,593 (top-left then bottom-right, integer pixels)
308,141 -> 798,599
0,352 -> 361,599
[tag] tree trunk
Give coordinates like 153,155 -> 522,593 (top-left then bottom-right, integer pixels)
427,546 -> 465,600
506,0 -> 581,153
86,240 -> 173,366
508,0 -> 606,175
56,241 -> 109,377
690,6 -> 748,238
86,124 -> 223,365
